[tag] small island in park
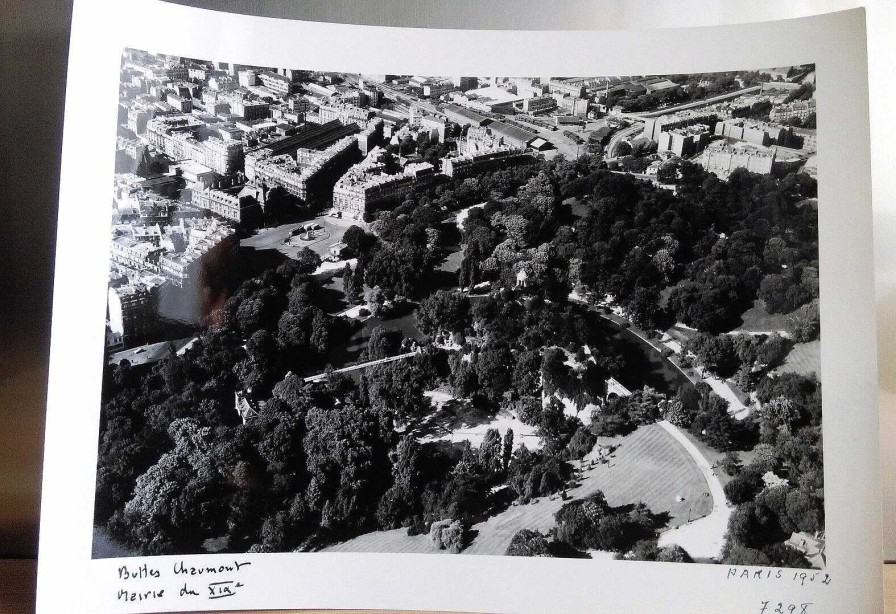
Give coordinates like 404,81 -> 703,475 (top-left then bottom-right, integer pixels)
97,53 -> 822,569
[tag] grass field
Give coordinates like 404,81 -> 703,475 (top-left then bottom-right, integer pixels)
322,422 -> 712,556
735,299 -> 793,334
774,340 -> 821,377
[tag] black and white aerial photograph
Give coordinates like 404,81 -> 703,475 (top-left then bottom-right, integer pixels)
94,49 -> 823,569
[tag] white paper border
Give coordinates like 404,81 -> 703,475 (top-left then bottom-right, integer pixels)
37,2 -> 880,613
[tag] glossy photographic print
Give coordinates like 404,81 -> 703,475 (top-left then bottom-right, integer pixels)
95,48 -> 823,570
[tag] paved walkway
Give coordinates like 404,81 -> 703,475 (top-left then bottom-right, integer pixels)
658,338 -> 750,418
303,351 -> 418,382
656,420 -> 732,560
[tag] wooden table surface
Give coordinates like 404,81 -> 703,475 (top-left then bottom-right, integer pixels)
2,560 -> 894,613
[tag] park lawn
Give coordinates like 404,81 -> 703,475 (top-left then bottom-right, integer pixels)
321,527 -> 446,555
774,340 -> 821,377
735,299 -> 793,334
437,247 -> 464,274
321,423 -> 712,556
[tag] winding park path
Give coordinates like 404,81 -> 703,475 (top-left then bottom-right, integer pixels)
656,420 -> 732,560
303,351 -> 418,383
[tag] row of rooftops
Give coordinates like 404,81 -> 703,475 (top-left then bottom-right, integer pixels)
246,119 -> 360,157
446,144 -> 529,164
111,216 -> 232,250
704,140 -> 776,158
252,133 -> 359,180
110,215 -> 236,286
718,117 -> 793,133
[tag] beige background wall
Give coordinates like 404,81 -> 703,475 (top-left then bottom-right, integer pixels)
0,0 -> 71,557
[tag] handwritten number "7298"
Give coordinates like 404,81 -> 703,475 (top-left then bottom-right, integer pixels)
759,601 -> 812,614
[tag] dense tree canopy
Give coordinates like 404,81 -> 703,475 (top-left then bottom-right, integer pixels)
97,127 -> 822,563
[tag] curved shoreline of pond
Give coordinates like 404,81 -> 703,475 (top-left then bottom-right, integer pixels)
587,310 -> 696,398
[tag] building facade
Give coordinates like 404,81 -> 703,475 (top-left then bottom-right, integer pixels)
522,95 -> 557,114
332,169 -> 416,219
442,147 -> 535,179
715,118 -> 792,147
700,141 -> 776,179
147,115 -> 244,174
191,184 -> 263,223
107,283 -> 161,348
657,124 -> 711,158
249,135 -> 360,200
317,103 -> 373,127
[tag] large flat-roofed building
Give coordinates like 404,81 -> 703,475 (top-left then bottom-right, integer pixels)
554,94 -> 589,116
715,118 -> 793,147
487,121 -> 539,149
700,141 -> 775,180
170,159 -> 217,185
422,81 -> 456,98
522,95 -> 557,114
228,96 -> 270,121
442,147 -> 535,179
452,76 -> 478,91
443,104 -> 491,128
514,80 -> 548,100
657,124 -> 711,158
419,116 -> 447,143
257,70 -> 298,96
643,111 -> 717,142
166,93 -> 192,113
547,79 -> 586,98
238,70 -> 258,88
